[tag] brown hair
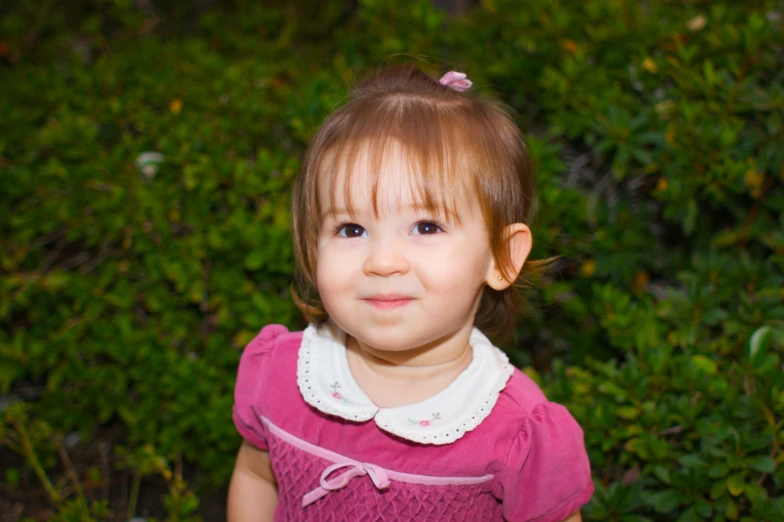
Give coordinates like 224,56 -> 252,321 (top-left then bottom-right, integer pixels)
290,64 -> 547,344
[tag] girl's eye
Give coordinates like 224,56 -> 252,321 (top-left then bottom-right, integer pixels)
334,220 -> 443,237
412,221 -> 443,235
335,223 -> 366,238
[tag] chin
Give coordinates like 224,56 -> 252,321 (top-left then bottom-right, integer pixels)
352,329 -> 437,353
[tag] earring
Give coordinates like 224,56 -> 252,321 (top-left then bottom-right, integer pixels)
498,276 -> 503,281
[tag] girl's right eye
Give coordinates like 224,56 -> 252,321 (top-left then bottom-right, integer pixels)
335,223 -> 366,238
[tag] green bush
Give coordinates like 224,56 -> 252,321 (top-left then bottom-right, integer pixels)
1,0 -> 782,519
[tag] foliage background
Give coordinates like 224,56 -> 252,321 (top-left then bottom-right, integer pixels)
1,0 -> 783,520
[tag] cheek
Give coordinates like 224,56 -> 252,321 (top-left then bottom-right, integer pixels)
315,246 -> 350,297
420,243 -> 489,289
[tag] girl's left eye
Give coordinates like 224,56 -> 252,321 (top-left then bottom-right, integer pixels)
412,221 -> 444,235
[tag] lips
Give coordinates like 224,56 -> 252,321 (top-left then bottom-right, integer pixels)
363,294 -> 415,309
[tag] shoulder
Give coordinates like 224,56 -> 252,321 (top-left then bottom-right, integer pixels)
494,367 -> 549,421
238,324 -> 304,366
243,324 -> 300,355
496,368 -> 586,443
490,368 -> 588,470
503,368 -> 549,405
232,324 -> 304,449
235,324 -> 304,394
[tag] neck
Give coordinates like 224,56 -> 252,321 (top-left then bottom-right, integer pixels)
345,326 -> 474,384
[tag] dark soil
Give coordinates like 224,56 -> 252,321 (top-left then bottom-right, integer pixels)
0,425 -> 227,522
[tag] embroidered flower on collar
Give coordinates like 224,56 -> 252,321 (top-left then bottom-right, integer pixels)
330,382 -> 352,403
296,324 -> 514,445
408,412 -> 441,427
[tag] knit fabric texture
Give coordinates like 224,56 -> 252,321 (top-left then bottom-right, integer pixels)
267,430 -> 502,521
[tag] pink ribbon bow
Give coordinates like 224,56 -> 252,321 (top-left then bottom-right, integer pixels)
302,461 -> 391,507
439,71 -> 472,92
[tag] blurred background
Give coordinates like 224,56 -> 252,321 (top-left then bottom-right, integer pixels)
1,0 -> 783,520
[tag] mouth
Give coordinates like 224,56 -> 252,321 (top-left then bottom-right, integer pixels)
363,295 -> 415,310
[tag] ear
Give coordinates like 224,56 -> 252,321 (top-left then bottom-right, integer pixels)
485,223 -> 533,291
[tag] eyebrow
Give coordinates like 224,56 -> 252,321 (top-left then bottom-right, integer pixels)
321,204 -> 458,221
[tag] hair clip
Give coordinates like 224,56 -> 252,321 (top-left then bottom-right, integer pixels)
439,71 -> 472,92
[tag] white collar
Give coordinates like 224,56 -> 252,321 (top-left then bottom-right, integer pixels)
296,323 -> 514,445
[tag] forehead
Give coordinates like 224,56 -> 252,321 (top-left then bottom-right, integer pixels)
316,139 -> 477,222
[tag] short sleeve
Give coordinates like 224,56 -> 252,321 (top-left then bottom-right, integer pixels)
495,401 -> 594,522
232,324 -> 289,450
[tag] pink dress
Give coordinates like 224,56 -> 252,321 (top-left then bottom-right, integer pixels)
233,324 -> 593,521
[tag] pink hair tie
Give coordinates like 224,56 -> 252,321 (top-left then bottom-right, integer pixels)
439,71 -> 472,92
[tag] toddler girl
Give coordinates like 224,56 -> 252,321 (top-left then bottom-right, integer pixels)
228,65 -> 593,521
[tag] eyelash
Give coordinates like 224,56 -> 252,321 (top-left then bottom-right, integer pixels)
333,220 -> 445,237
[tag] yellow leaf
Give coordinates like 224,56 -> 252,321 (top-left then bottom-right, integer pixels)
727,474 -> 744,496
233,329 -> 256,348
642,58 -> 658,73
580,259 -> 596,277
656,177 -> 668,191
665,126 -> 676,144
745,168 -> 765,199
626,424 -> 643,436
170,98 -> 183,115
632,270 -> 649,294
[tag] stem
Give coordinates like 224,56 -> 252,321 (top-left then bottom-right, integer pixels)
127,471 -> 141,520
56,435 -> 85,499
16,420 -> 61,505
170,456 -> 183,520
3,438 -> 23,454
99,442 -> 111,502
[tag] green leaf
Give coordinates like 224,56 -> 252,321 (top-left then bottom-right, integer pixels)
244,251 -> 265,270
647,489 -> 681,512
654,465 -> 672,485
677,506 -> 700,522
695,498 -> 712,517
710,480 -> 726,500
616,405 -> 639,420
748,326 -> 771,364
680,454 -> 707,469
703,61 -> 719,86
709,462 -> 729,478
746,455 -> 775,473
743,482 -> 768,503
691,354 -> 717,374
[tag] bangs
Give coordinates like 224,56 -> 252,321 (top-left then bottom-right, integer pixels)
315,97 -> 495,227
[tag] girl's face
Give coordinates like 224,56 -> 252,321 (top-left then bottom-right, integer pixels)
316,146 -> 496,354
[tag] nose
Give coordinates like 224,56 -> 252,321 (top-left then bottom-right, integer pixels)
362,236 -> 409,277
